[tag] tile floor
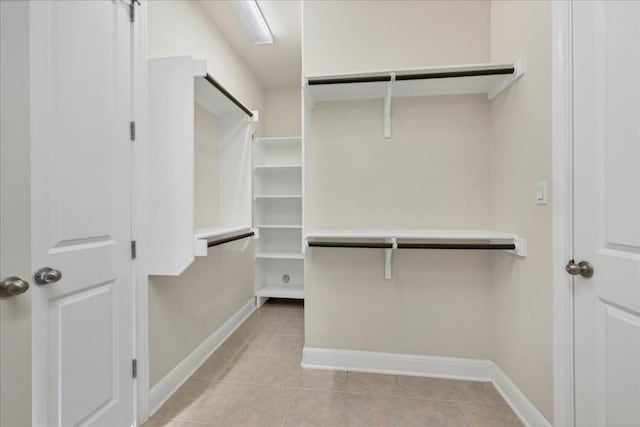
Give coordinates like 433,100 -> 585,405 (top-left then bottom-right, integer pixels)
145,299 -> 523,427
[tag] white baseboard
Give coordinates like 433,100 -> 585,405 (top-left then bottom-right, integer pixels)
149,298 -> 255,415
302,347 -> 492,381
302,347 -> 551,427
490,363 -> 552,427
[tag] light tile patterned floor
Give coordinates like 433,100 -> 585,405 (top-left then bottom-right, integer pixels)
145,299 -> 522,427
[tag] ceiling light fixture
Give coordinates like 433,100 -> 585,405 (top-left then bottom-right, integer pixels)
230,0 -> 273,45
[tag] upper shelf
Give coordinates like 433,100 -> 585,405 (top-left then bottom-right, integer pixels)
305,59 -> 525,102
192,60 -> 255,119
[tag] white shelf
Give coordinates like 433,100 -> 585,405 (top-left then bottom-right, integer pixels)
254,195 -> 302,200
304,229 -> 526,280
254,165 -> 302,171
256,285 -> 304,299
255,136 -> 302,144
256,252 -> 304,260
256,224 -> 302,229
305,229 -> 520,241
306,59 -> 525,102
306,60 -> 524,138
194,225 -> 253,257
194,225 -> 252,240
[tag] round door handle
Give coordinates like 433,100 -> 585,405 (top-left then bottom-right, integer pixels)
34,267 -> 63,285
565,260 -> 594,278
0,276 -> 30,297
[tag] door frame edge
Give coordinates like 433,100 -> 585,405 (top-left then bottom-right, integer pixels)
133,1 -> 150,425
551,1 -> 575,426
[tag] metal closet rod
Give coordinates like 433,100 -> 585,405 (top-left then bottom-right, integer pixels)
207,231 -> 255,248
308,66 -> 516,86
308,241 -> 516,250
204,74 -> 254,118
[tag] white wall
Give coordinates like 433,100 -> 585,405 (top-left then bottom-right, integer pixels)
303,0 -> 489,75
0,2 -> 32,425
303,0 -> 495,359
309,96 -> 491,229
264,87 -> 301,137
194,105 -> 221,229
489,1 -> 553,420
147,0 -> 264,386
147,0 -> 263,114
148,245 -> 254,386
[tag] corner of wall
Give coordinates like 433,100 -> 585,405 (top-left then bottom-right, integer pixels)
488,0 -> 553,421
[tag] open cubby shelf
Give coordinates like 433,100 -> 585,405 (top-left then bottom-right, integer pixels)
255,284 -> 304,299
253,136 -> 305,304
255,252 -> 304,260
254,165 -> 302,171
256,224 -> 302,229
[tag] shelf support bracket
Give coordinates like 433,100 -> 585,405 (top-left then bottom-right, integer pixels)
384,237 -> 397,279
488,57 -> 525,100
492,237 -> 527,257
384,72 -> 396,139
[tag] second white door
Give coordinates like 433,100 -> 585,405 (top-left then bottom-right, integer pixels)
573,1 -> 640,426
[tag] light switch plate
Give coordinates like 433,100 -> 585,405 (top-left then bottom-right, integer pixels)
536,181 -> 548,205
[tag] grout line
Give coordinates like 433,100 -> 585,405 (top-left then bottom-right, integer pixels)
458,401 -> 473,427
280,381 -> 298,427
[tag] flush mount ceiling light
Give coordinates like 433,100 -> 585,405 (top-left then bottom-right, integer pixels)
230,0 -> 273,45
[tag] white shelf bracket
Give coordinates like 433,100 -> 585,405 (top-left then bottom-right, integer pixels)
512,237 -> 527,257
488,57 -> 525,100
384,237 -> 397,279
384,72 -> 396,139
493,237 -> 527,257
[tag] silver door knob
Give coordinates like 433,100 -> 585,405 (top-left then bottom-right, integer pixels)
34,267 -> 62,285
0,276 -> 30,297
565,260 -> 594,278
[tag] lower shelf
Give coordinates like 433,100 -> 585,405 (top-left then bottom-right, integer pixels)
256,285 -> 304,299
256,252 -> 304,260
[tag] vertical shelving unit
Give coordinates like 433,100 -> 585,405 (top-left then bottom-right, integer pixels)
253,137 -> 304,306
147,56 -> 256,276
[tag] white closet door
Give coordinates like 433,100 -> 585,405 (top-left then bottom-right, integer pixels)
573,1 -> 640,426
30,1 -> 135,426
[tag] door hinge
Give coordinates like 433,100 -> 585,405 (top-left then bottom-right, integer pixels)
130,121 -> 136,141
132,359 -> 137,378
129,0 -> 140,23
131,240 -> 137,259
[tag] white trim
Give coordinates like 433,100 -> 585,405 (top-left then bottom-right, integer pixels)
133,1 -> 150,425
302,347 -> 551,427
302,347 -> 492,381
148,298 -> 255,416
490,363 -> 552,427
551,1 -> 575,426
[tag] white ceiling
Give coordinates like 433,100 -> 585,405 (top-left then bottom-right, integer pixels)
198,0 -> 302,89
